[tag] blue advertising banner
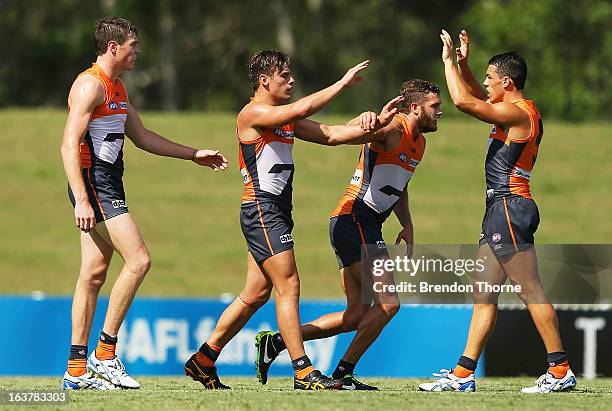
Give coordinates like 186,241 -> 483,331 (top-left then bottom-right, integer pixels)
0,297 -> 476,377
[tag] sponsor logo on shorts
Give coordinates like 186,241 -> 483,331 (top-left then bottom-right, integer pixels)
493,244 -> 503,250
492,233 -> 502,243
241,168 -> 251,184
479,233 -> 485,241
350,169 -> 363,186
111,199 -> 126,209
280,234 -> 293,244
409,159 -> 420,168
376,240 -> 387,249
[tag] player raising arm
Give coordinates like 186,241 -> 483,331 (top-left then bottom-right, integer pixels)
419,29 -> 575,394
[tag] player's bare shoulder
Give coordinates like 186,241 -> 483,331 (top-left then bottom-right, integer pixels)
237,101 -> 270,143
373,115 -> 403,152
68,73 -> 105,109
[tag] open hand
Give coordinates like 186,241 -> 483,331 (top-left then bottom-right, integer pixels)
456,29 -> 469,64
339,60 -> 369,88
378,95 -> 405,127
440,29 -> 455,64
192,149 -> 229,171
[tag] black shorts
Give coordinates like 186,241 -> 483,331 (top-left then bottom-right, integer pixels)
240,201 -> 294,265
329,214 -> 387,269
68,167 -> 128,223
479,195 -> 540,257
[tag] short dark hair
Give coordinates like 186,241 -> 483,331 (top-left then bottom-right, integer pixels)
399,79 -> 440,107
488,52 -> 527,90
248,50 -> 291,91
94,17 -> 138,56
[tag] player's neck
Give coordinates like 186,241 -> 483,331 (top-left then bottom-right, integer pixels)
503,90 -> 524,103
400,113 -> 420,136
253,89 -> 286,106
94,57 -> 122,83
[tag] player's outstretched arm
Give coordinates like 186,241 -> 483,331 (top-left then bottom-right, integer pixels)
440,30 -> 527,126
456,30 -> 488,101
125,103 -> 228,171
61,75 -> 105,232
294,95 -> 404,146
393,186 -> 414,258
245,60 -> 370,129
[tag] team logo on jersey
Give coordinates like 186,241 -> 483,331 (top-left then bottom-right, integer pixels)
376,240 -> 387,249
490,125 -> 497,135
492,233 -> 502,243
108,102 -> 118,110
273,128 -> 295,139
399,153 -> 407,163
280,234 -> 293,244
486,189 -> 495,198
111,199 -> 126,209
513,167 -> 531,180
350,169 -> 363,186
240,168 -> 251,184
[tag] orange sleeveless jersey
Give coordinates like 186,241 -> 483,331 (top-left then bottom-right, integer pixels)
485,99 -> 543,202
331,113 -> 426,221
72,63 -> 129,172
238,102 -> 295,208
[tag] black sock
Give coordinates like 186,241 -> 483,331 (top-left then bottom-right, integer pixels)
100,330 -> 118,344
547,351 -> 568,367
291,355 -> 312,373
271,332 -> 286,352
198,342 -> 220,362
457,355 -> 478,372
69,345 -> 88,360
332,359 -> 355,379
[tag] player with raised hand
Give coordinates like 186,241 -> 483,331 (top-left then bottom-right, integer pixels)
184,50 -> 401,391
419,29 -> 575,394
255,79 -> 442,390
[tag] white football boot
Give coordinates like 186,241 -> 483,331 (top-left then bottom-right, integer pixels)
419,369 -> 476,392
521,369 -> 577,393
62,371 -> 117,390
87,352 -> 140,389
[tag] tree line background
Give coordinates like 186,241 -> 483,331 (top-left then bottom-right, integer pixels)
1,0 -> 610,121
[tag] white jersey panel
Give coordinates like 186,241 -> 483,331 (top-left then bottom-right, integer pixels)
256,141 -> 294,196
362,164 -> 412,213
88,113 -> 127,165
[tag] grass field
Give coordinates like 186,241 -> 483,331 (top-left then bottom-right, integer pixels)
1,109 -> 610,297
1,377 -> 611,410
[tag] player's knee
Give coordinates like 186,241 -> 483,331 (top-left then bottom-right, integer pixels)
128,253 -> 152,277
380,302 -> 400,319
241,287 -> 272,309
275,273 -> 300,299
79,263 -> 109,291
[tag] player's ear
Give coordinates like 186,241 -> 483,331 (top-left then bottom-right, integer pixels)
259,74 -> 269,88
502,76 -> 512,90
108,41 -> 118,57
410,102 -> 420,116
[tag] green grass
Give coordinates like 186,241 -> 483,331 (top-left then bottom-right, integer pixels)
1,377 -> 611,410
1,109 -> 610,297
